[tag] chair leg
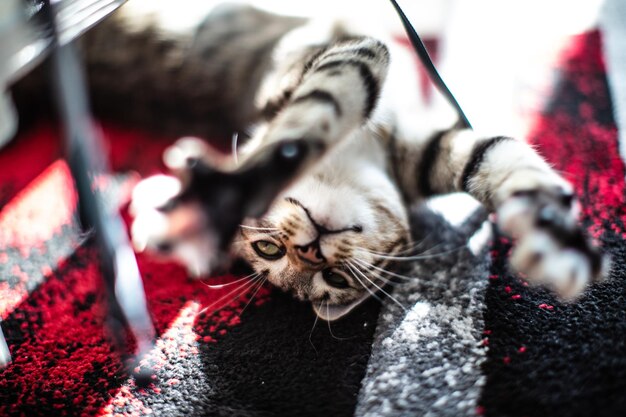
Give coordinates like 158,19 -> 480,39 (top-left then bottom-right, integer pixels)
0,324 -> 10,367
46,4 -> 156,385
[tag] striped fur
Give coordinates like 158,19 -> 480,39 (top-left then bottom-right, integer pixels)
94,2 -> 607,320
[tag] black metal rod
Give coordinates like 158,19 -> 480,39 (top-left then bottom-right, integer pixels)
43,0 -> 155,385
387,0 -> 472,129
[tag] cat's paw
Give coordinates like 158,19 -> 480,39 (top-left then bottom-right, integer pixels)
130,139 -> 219,277
130,135 -> 323,277
497,188 -> 606,300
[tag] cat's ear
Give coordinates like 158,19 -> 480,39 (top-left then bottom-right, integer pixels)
312,293 -> 371,321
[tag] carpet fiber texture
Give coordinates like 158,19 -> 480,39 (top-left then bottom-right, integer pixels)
1,29 -> 625,417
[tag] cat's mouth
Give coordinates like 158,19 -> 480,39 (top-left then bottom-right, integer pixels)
312,293 -> 371,321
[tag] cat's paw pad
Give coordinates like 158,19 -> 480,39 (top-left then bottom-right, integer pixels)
130,174 -> 217,278
497,189 -> 606,300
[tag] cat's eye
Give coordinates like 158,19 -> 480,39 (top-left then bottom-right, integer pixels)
252,240 -> 285,260
322,268 -> 350,289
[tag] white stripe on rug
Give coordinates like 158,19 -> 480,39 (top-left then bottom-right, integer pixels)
600,0 -> 626,165
355,204 -> 490,417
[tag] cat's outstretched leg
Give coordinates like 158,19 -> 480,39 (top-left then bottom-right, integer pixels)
398,128 -> 606,299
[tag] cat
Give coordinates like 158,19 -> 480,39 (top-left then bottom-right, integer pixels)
25,1 -> 606,321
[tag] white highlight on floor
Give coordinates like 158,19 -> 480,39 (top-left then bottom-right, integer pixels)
468,220 -> 493,256
427,193 -> 481,227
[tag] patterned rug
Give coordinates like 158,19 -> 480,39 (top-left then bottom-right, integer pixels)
1,29 -> 625,417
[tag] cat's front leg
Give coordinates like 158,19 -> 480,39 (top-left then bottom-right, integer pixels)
412,128 -> 606,299
246,37 -> 390,153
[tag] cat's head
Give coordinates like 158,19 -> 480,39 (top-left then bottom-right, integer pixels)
130,136 -> 410,321
236,149 -> 410,321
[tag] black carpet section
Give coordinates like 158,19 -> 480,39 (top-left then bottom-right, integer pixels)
482,234 -> 626,417
140,292 -> 382,417
480,32 -> 626,417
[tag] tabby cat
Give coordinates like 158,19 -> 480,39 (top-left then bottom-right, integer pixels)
71,2 -> 606,320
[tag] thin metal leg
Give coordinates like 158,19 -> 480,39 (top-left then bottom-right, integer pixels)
0,324 -> 10,367
45,1 -> 155,385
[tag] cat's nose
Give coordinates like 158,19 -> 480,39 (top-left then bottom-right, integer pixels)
295,243 -> 325,265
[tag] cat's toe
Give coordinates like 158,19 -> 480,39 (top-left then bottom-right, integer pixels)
510,232 -> 596,300
499,190 -> 606,300
130,174 -> 181,252
130,203 -> 171,253
509,230 -> 557,276
542,248 -> 592,300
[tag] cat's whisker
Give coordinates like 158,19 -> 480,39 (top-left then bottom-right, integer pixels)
352,258 -> 447,289
325,301 -> 355,341
363,272 -> 406,288
203,271 -> 260,289
231,131 -> 239,165
353,258 -> 413,281
201,275 -> 263,311
355,243 -> 465,262
239,274 -> 269,316
402,239 -> 449,255
354,259 -> 448,290
346,261 -> 407,312
418,240 -> 465,256
239,225 -> 279,231
198,273 -> 265,316
365,234 -> 434,257
353,265 -> 410,288
344,263 -> 385,305
357,269 -> 407,312
309,302 -> 322,354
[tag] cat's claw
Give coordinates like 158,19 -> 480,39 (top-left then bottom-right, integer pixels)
497,188 -> 606,300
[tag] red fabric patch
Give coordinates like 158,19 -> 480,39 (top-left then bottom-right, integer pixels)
0,161 -> 76,256
528,32 -> 624,237
480,30 -> 626,417
0,161 -> 79,321
0,124 -> 61,207
0,121 -> 270,416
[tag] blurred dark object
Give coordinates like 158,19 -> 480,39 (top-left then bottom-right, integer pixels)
2,0 -> 128,136
9,2 -> 304,144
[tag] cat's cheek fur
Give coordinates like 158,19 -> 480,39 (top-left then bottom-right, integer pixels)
264,259 -> 292,291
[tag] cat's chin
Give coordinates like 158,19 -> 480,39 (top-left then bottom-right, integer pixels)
312,293 -> 371,321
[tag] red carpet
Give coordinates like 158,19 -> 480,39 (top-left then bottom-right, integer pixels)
1,30 -> 625,417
